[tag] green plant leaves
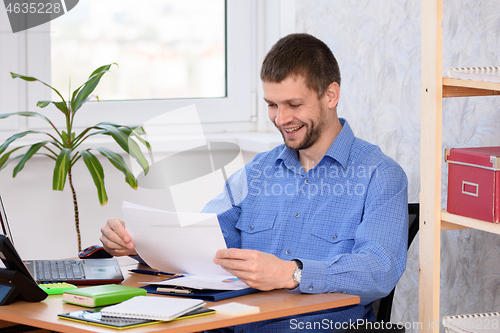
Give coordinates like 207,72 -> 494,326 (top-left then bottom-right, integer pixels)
6,64 -> 151,211
11,72 -> 67,105
0,146 -> 25,170
0,130 -> 40,155
53,148 -> 71,191
13,141 -> 49,177
71,63 -> 116,113
95,148 -> 138,189
96,124 -> 150,174
97,122 -> 151,151
0,111 -> 51,124
36,101 -> 51,108
80,150 -> 108,205
36,100 -> 69,115
0,112 -> 60,136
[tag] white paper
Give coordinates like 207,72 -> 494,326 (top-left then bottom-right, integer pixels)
122,201 -> 229,276
147,275 -> 249,291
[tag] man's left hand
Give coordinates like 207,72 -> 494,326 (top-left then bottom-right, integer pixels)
214,248 -> 297,291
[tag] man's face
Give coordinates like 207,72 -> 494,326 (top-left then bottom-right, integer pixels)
263,76 -> 330,151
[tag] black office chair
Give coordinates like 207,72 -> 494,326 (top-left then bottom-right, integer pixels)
347,203 -> 419,333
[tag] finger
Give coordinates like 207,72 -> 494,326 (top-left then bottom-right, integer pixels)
215,257 -> 251,272
216,248 -> 255,260
100,225 -> 127,248
220,268 -> 263,289
99,235 -> 136,255
108,218 -> 131,243
101,219 -> 133,249
100,227 -> 133,252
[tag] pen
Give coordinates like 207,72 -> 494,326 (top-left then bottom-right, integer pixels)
156,287 -> 192,294
129,269 -> 182,277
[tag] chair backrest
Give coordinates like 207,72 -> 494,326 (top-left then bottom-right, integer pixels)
374,203 -> 419,323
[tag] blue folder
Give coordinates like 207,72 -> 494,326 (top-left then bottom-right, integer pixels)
141,284 -> 259,302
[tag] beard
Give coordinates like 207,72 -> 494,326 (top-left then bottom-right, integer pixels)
276,106 -> 327,151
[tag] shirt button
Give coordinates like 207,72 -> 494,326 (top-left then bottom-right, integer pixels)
309,286 -> 313,291
343,291 -> 346,294
286,250 -> 291,255
332,234 -> 337,240
249,225 -> 254,230
295,212 -> 300,218
305,179 -> 309,184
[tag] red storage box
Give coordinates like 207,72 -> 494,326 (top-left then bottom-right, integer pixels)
446,146 -> 500,223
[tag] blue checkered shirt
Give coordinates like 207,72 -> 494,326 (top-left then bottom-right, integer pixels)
203,119 -> 408,333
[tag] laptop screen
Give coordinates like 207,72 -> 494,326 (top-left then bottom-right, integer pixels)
0,196 -> 14,244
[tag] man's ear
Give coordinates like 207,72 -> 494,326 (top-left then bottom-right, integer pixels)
325,82 -> 340,109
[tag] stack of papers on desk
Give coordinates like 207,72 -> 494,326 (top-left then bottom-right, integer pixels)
150,275 -> 249,291
123,202 -> 257,301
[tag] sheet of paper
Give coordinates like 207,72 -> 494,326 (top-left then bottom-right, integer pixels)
145,275 -> 249,291
122,201 -> 229,276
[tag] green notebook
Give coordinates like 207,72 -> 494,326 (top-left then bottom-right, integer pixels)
63,284 -> 147,307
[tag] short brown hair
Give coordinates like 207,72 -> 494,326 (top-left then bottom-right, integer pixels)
260,33 -> 341,96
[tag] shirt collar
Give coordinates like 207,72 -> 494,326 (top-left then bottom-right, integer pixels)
275,118 -> 354,170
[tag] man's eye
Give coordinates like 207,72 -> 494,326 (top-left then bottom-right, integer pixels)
267,104 -> 277,108
290,104 -> 300,108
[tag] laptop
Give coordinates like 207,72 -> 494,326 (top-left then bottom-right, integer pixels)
0,196 -> 124,285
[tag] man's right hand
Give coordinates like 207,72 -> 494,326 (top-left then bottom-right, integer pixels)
100,218 -> 137,256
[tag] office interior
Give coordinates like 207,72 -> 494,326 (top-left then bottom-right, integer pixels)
0,1 -> 499,332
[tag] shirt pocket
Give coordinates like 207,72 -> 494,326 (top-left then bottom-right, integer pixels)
311,223 -> 356,253
236,211 -> 278,250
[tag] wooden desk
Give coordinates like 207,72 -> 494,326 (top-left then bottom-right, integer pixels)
0,257 -> 360,332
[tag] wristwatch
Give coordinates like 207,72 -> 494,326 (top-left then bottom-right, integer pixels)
292,259 -> 303,288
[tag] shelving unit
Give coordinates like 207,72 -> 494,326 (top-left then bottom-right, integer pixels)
419,1 -> 500,332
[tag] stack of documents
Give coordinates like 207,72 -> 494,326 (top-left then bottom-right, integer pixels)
123,202 -> 258,301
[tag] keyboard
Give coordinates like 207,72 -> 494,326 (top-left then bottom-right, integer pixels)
35,260 -> 84,282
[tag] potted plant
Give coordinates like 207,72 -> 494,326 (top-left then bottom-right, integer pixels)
0,64 -> 150,252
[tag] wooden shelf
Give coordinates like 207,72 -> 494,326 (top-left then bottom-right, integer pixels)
441,211 -> 500,234
443,78 -> 500,97
420,1 -> 500,332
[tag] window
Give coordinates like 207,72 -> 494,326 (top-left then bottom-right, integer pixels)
22,0 -> 254,133
51,0 -> 226,101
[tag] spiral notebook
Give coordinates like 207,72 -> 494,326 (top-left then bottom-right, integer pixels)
447,67 -> 500,83
100,296 -> 205,321
443,311 -> 500,333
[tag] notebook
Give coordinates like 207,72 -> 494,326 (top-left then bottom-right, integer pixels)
100,296 -> 205,321
62,284 -> 146,307
58,306 -> 215,330
443,311 -> 500,333
446,66 -> 500,83
0,195 -> 123,284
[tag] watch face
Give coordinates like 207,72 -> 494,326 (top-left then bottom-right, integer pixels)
293,266 -> 302,284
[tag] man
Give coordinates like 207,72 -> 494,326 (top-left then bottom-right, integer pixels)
101,33 -> 408,332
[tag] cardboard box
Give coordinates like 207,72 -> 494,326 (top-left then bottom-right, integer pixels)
446,146 -> 500,223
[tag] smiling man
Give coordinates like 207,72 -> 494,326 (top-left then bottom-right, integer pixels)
101,33 -> 409,332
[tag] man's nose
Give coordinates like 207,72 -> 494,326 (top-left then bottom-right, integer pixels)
275,105 -> 293,126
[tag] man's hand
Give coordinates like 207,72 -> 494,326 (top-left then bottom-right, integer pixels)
214,249 -> 297,291
100,218 -> 137,257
